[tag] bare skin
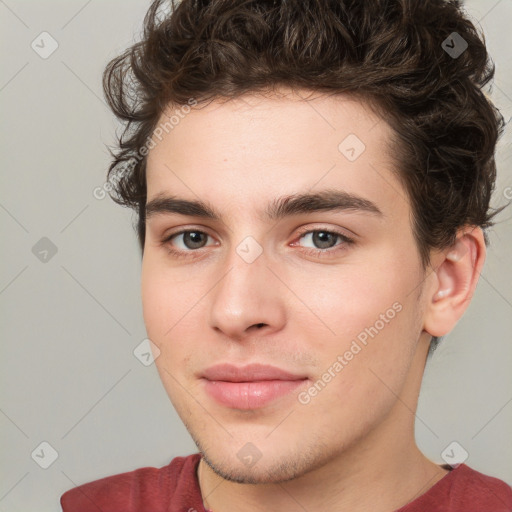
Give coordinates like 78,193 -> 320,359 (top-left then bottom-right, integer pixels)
141,88 -> 486,512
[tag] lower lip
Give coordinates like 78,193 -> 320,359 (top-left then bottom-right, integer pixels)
202,379 -> 308,410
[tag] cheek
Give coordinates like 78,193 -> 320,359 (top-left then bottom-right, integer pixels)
292,259 -> 409,347
141,270 -> 167,339
296,298 -> 419,438
141,267 -> 183,362
141,257 -> 195,339
141,257 -> 212,381
294,257 -> 422,396
141,262 -> 198,408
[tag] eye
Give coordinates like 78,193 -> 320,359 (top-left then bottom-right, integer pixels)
298,231 -> 341,249
292,228 -> 354,257
161,229 -> 216,258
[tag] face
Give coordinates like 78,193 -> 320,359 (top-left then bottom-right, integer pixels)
142,90 -> 430,484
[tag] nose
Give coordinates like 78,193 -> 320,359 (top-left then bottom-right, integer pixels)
208,246 -> 286,341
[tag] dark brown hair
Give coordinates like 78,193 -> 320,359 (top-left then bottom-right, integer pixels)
102,0 -> 506,271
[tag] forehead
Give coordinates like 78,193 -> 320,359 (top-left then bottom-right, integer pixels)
145,90 -> 408,222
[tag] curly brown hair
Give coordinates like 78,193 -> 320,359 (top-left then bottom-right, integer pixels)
102,0 -> 506,271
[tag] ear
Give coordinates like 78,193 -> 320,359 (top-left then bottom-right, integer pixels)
423,226 -> 486,338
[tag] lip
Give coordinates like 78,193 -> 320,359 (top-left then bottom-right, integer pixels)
201,363 -> 307,382
201,363 -> 309,410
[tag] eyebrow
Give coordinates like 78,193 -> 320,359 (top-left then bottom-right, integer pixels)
145,189 -> 383,222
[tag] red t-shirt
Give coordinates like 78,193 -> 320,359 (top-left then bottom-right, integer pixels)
60,452 -> 512,511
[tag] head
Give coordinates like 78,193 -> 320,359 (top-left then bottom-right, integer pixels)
103,0 -> 505,483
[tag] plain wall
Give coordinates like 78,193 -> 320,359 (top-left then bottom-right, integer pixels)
1,1 -> 511,510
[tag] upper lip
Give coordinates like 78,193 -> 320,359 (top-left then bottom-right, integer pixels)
201,363 -> 307,382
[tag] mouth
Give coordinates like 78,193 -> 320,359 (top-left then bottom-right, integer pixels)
200,363 -> 309,410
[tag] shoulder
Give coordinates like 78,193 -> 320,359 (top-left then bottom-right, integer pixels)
60,452 -> 202,512
450,464 -> 512,510
399,464 -> 512,512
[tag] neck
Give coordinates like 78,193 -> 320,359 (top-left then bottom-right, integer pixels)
199,435 -> 447,512
197,334 -> 448,512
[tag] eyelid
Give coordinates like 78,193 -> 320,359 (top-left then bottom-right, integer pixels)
293,223 -> 356,241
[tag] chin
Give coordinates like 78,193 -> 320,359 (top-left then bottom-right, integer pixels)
198,436 -> 331,485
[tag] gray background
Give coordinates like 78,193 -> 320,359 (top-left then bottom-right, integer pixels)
1,1 -> 511,510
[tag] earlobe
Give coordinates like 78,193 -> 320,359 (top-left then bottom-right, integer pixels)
423,227 -> 486,337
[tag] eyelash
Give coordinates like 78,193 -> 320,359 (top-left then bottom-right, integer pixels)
160,227 -> 355,260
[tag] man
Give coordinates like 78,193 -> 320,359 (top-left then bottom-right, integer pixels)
61,0 -> 512,510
